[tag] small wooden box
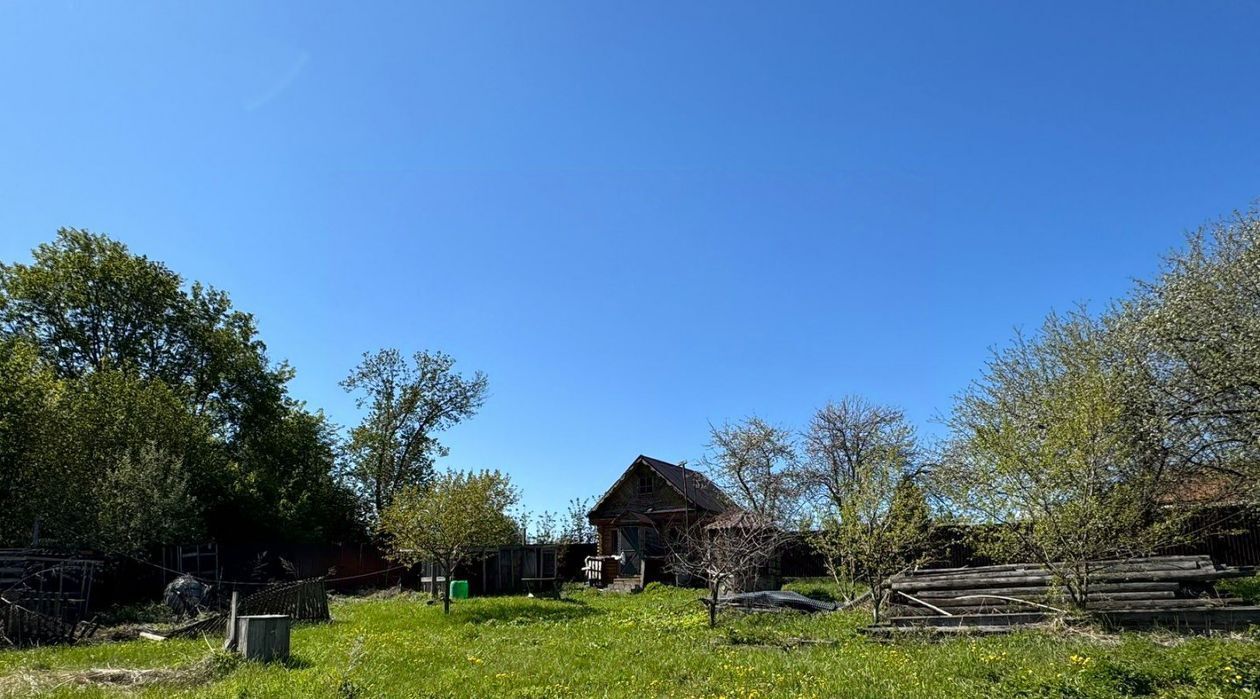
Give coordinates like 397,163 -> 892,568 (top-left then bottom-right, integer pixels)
236,614 -> 290,662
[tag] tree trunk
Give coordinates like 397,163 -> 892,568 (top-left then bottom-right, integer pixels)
442,559 -> 452,614
871,582 -> 883,625
708,582 -> 719,628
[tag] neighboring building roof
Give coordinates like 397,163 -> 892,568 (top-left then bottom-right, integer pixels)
704,509 -> 774,530
589,455 -> 736,518
1157,473 -> 1254,508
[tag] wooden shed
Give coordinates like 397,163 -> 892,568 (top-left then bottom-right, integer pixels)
412,543 -> 595,597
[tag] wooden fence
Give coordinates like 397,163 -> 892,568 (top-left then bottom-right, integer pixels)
0,549 -> 101,622
169,578 -> 330,639
1,598 -> 98,646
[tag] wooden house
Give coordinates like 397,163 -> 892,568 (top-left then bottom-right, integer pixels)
586,455 -> 736,591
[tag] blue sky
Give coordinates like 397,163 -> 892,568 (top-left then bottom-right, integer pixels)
3,2 -> 1259,516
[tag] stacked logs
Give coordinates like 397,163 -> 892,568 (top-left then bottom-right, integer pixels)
871,555 -> 1260,634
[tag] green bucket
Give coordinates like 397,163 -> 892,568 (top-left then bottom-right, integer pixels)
449,579 -> 469,599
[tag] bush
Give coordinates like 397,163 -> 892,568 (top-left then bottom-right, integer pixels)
93,601 -> 177,626
641,581 -> 671,594
1218,574 -> 1260,604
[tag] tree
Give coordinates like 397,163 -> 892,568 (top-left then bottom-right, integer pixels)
932,310 -> 1189,609
813,476 -> 932,622
529,511 -> 559,545
0,228 -> 287,422
560,497 -> 596,545
667,511 -> 792,627
378,470 -> 519,613
799,397 -> 927,618
234,406 -> 364,544
702,417 -> 800,521
523,498 -> 597,545
1122,208 -> 1260,499
92,443 -> 199,556
0,229 -> 362,550
799,396 -> 919,515
0,337 -> 60,545
341,349 -> 488,521
41,367 -> 208,552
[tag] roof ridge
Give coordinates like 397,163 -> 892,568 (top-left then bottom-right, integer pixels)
588,455 -> 736,518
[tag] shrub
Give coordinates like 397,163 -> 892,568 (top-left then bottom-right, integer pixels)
1219,574 -> 1260,604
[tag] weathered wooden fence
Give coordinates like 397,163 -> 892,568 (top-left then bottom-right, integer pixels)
0,549 -> 101,622
1,598 -> 98,646
0,549 -> 103,646
169,578 -> 329,639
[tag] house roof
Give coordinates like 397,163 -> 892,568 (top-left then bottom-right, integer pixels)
589,455 -> 736,517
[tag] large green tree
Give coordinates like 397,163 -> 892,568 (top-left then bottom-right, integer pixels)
0,229 -> 361,551
340,348 -> 488,521
0,337 -> 60,545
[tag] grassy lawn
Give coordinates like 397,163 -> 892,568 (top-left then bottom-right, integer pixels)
1,584 -> 1258,698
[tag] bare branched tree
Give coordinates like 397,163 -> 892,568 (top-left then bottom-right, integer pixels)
799,397 -> 919,514
703,417 -> 801,522
798,397 -> 928,619
666,511 -> 792,627
560,497 -> 596,545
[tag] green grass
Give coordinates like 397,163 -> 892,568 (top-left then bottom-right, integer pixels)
780,576 -> 864,603
1,585 -> 1258,698
1219,574 -> 1260,605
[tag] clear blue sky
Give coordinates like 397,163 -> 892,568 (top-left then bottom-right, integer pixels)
3,2 -> 1259,516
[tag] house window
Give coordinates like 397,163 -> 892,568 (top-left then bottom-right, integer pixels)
638,474 -> 654,495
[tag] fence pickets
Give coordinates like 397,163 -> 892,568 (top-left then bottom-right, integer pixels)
168,578 -> 330,639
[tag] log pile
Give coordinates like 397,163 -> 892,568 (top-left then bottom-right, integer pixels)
870,555 -> 1260,635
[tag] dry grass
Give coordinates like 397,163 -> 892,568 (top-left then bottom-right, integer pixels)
0,650 -> 238,697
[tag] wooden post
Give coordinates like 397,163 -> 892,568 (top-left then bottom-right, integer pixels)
223,591 -> 239,651
236,615 -> 290,662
